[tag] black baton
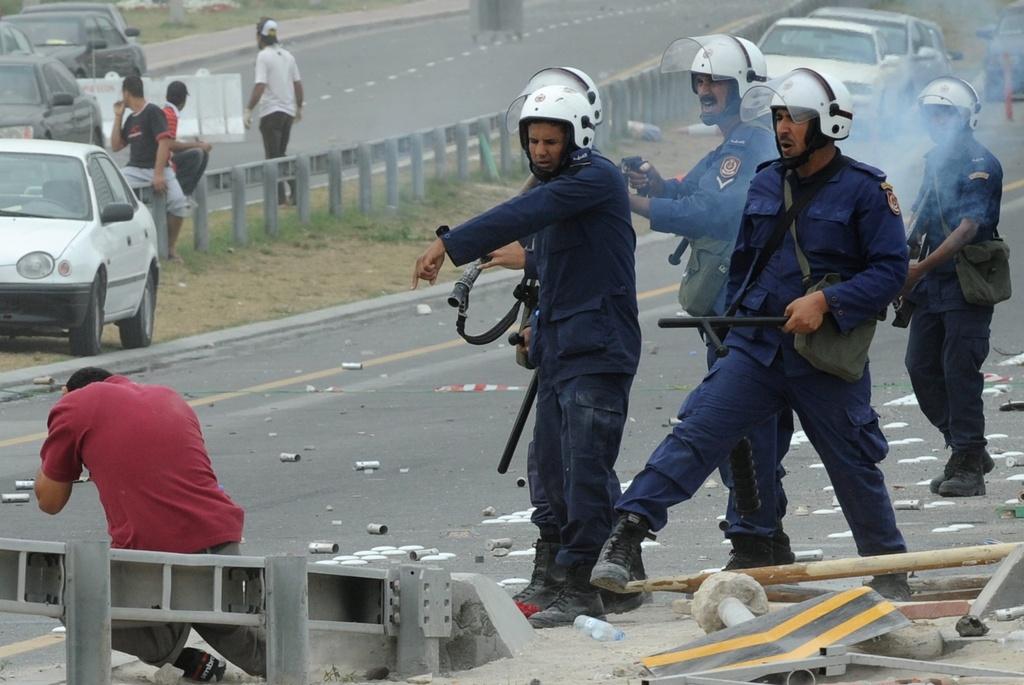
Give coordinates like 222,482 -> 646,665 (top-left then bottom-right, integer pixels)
498,371 -> 539,474
658,316 -> 789,358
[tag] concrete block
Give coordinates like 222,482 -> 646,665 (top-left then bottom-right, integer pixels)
898,600 -> 971,620
443,573 -> 534,671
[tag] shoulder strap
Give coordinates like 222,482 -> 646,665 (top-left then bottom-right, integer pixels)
725,156 -> 847,317
931,172 -> 951,237
785,180 -> 814,288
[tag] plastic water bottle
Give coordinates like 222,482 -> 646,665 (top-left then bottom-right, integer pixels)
573,615 -> 625,642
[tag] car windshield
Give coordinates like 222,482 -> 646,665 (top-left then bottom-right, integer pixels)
0,65 -> 41,105
762,26 -> 880,65
8,18 -> 82,46
0,152 -> 91,220
1000,14 -> 1024,34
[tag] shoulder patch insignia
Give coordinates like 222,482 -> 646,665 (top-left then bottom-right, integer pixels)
720,156 -> 741,179
969,171 -> 990,181
882,182 -> 901,216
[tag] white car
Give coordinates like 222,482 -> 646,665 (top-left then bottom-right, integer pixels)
759,18 -> 903,119
0,139 -> 159,356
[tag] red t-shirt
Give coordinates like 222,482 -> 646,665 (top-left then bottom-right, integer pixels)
162,103 -> 179,139
40,376 -> 244,553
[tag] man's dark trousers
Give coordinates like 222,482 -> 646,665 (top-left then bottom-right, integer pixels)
259,111 -> 296,205
535,373 -> 632,568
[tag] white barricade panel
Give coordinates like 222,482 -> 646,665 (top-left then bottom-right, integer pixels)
79,73 -> 245,145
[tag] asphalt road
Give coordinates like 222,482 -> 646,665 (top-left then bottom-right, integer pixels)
4,12 -> 1024,681
169,0 -> 793,173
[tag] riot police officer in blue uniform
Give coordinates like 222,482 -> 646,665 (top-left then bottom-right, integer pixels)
591,68 -> 912,600
479,67 -> 647,617
901,77 -> 1004,497
624,34 -> 794,569
413,84 -> 641,627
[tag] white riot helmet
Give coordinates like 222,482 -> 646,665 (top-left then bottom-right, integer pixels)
741,67 -> 854,139
517,85 -> 596,152
918,77 -> 981,130
506,66 -> 602,133
661,34 -> 767,125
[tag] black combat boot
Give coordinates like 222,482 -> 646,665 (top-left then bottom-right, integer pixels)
174,647 -> 226,683
867,572 -> 912,601
528,563 -> 605,628
590,513 -> 651,593
939,449 -> 987,497
929,449 -> 994,494
512,540 -> 565,614
772,528 -> 796,565
723,534 -> 775,570
601,547 -> 650,614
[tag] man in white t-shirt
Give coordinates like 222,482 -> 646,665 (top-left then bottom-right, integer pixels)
244,18 -> 304,205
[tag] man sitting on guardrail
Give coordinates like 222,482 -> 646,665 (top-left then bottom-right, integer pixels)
111,75 -> 191,262
34,367 -> 266,682
164,80 -> 212,199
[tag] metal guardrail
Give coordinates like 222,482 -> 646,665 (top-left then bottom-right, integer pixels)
138,69 -> 691,258
0,537 -> 452,683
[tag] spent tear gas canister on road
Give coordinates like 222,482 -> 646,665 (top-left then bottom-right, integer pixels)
367,523 -> 388,535
2,494 -> 30,504
308,542 -> 339,554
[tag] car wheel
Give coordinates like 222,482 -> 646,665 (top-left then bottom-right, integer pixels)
69,274 -> 106,356
118,268 -> 156,349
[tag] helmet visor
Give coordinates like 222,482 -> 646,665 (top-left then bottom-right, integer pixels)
505,67 -> 591,132
659,35 -> 737,81
740,70 -> 830,125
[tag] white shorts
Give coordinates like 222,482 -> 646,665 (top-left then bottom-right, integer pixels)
122,165 -> 190,218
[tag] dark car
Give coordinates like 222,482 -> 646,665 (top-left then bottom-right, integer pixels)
978,1 -> 1024,101
5,11 -> 146,78
0,55 -> 104,146
20,2 -> 140,41
0,19 -> 35,55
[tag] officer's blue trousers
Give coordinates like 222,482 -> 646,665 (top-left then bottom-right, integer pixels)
618,349 -> 906,557
704,344 -> 792,540
527,373 -> 561,541
533,373 -> 633,567
905,305 -> 992,451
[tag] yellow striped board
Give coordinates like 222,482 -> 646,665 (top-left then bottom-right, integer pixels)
643,587 -> 909,677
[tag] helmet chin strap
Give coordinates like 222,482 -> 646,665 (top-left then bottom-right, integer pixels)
526,142 -> 577,181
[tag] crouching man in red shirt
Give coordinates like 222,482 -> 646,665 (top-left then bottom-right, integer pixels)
34,367 -> 265,683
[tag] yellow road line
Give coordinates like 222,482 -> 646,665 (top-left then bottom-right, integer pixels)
0,283 -> 680,452
0,633 -> 64,659
1004,178 -> 1024,193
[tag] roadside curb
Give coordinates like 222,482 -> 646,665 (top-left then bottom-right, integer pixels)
147,4 -> 470,74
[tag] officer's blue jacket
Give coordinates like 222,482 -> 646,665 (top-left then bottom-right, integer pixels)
907,134 -> 1003,311
648,121 -> 777,240
726,156 -> 909,377
442,150 -> 641,384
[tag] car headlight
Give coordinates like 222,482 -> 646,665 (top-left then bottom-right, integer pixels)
17,252 -> 55,279
843,82 -> 873,96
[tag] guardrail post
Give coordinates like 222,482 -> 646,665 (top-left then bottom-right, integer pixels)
385,137 -> 400,211
265,556 -> 309,685
627,75 -> 640,128
262,161 -> 279,236
455,122 -> 470,181
642,70 -> 654,123
65,540 -> 111,685
193,176 -> 209,252
327,149 -> 343,217
610,81 -> 626,140
151,191 -> 168,261
410,132 -> 425,201
295,154 -> 311,224
358,142 -> 373,213
396,565 -> 451,677
499,121 -> 511,177
476,116 -> 498,181
231,167 -> 248,246
432,127 -> 448,181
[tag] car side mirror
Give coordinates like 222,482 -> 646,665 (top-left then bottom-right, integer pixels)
976,25 -> 996,40
916,46 -> 937,58
50,93 -> 74,107
101,203 -> 134,224
125,27 -> 140,37
88,39 -> 108,50
948,50 -> 964,61
881,54 -> 900,67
